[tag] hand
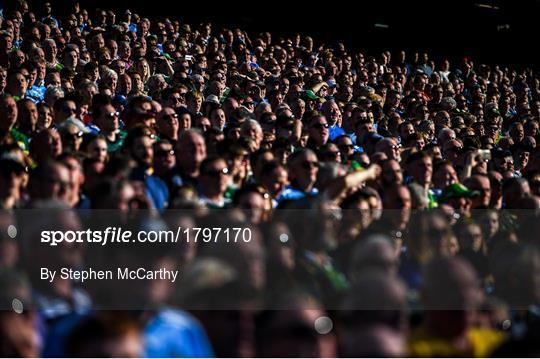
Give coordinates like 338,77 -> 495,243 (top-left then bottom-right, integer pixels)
465,150 -> 480,167
366,164 -> 382,180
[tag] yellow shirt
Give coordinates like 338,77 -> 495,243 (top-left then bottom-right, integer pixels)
409,327 -> 506,357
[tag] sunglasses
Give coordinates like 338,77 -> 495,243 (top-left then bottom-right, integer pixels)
62,106 -> 77,114
300,161 -> 319,169
312,123 -> 329,129
107,111 -> 120,119
156,149 -> 175,157
204,167 -> 229,176
322,151 -> 340,159
338,144 -> 354,150
64,130 -> 84,139
162,113 -> 178,121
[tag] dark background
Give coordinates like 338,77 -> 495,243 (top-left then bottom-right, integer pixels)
27,0 -> 540,67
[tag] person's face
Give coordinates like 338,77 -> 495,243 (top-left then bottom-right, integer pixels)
450,196 -> 471,216
416,106 -> 430,121
104,74 -> 118,92
321,144 -> 342,163
481,211 -> 499,239
187,96 -> 203,113
400,124 -> 414,139
98,104 -> 119,133
516,151 -> 530,170
382,160 -> 403,187
119,43 -> 131,59
442,140 -> 462,162
525,122 -> 539,137
0,166 -> 24,200
59,100 -> 77,121
45,40 -> 57,59
65,50 -> 78,69
153,142 -> 176,170
37,106 -> 53,130
131,74 -> 143,91
385,186 -> 412,211
43,164 -> 70,203
201,159 -> 230,195
9,73 -> 27,95
132,136 -> 154,167
290,152 -> 318,188
497,156 -> 514,173
62,125 -> 83,152
238,192 -> 266,224
409,156 -> 432,185
166,92 -> 183,109
12,50 -> 25,67
434,111 -> 451,128
88,139 -> 108,163
210,108 -> 226,129
20,101 -> 38,128
177,133 -> 206,166
309,117 -> 329,146
510,124 -> 524,143
178,113 -> 191,132
412,137 -> 426,151
434,164 -> 458,189
471,177 -> 491,208
381,139 -> 401,161
267,166 -> 288,196
337,137 -> 355,159
323,102 -> 341,125
119,75 -> 132,95
0,96 -> 18,131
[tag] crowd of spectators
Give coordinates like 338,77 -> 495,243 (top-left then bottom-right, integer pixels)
1,0 -> 540,357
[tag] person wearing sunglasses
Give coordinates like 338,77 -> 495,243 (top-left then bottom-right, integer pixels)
375,137 -> 401,162
126,127 -> 169,211
156,107 -> 180,144
318,143 -> 342,164
321,100 -> 345,141
92,101 -> 126,152
198,155 -> 231,209
6,71 -> 28,102
306,115 -> 330,151
335,135 -> 356,162
152,139 -> 181,193
277,148 -> 319,204
59,123 -> 84,152
53,98 -> 78,125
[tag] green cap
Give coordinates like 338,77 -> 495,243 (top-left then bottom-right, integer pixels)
438,183 -> 480,203
303,89 -> 319,100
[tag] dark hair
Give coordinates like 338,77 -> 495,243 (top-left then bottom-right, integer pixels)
199,154 -> 226,175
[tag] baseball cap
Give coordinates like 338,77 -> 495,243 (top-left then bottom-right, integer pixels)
439,183 -> 480,203
327,79 -> 337,88
204,95 -> 220,105
302,89 -> 319,100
